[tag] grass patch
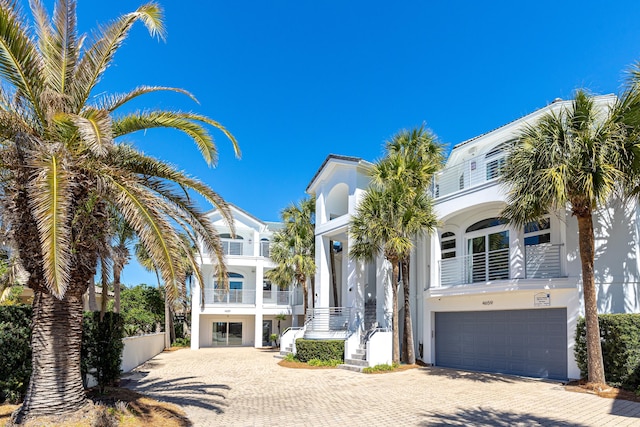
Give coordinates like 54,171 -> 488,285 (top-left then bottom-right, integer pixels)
278,353 -> 340,369
0,387 -> 190,427
307,358 -> 342,367
363,363 -> 420,374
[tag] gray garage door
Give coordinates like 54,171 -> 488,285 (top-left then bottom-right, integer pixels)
435,308 -> 567,380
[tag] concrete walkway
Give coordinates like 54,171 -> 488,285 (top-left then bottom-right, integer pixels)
123,347 -> 640,426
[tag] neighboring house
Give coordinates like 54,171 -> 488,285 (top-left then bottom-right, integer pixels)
190,204 -> 304,349
290,94 -> 640,379
12,285 -> 112,311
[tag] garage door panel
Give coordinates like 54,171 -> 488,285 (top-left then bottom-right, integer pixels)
435,308 -> 567,380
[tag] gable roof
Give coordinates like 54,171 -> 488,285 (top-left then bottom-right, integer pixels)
305,154 -> 373,193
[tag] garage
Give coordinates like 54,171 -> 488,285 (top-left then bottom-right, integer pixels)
434,308 -> 567,380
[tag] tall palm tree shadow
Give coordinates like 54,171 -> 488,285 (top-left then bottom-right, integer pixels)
420,408 -> 590,426
123,375 -> 230,414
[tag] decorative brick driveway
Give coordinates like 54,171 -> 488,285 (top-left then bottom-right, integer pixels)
124,347 -> 640,426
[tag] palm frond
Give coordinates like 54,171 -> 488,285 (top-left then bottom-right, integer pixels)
71,3 -> 164,110
96,86 -> 198,112
0,0 -> 45,122
27,149 -> 72,298
113,111 -> 239,165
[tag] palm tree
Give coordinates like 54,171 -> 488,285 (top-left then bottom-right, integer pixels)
500,90 -> 635,385
0,2 -> 237,420
110,210 -> 136,313
372,126 -> 443,364
266,197 -> 316,314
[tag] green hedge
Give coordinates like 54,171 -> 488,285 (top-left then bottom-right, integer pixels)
81,312 -> 125,393
295,339 -> 344,363
575,314 -> 640,390
0,305 -> 32,403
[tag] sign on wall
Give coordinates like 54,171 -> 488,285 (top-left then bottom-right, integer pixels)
534,292 -> 551,307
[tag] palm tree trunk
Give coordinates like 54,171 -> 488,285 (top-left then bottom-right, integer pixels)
391,258 -> 400,365
87,279 -> 97,312
329,240 -> 339,306
577,213 -> 606,384
15,291 -> 89,422
300,274 -> 308,315
401,260 -> 415,364
113,265 -> 122,313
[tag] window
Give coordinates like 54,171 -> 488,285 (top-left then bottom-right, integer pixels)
466,218 -> 507,233
441,232 -> 456,259
485,142 -> 509,180
486,157 -> 505,180
220,233 -> 243,255
214,272 -> 244,303
524,217 -> 551,246
260,238 -> 270,257
466,218 -> 509,282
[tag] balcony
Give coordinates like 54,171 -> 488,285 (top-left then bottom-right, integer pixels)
433,152 -> 505,199
204,289 -> 256,305
438,243 -> 563,287
262,289 -> 304,306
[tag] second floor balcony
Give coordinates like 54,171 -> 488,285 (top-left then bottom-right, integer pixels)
219,238 -> 271,258
203,287 -> 303,306
438,243 -> 564,287
433,150 -> 506,199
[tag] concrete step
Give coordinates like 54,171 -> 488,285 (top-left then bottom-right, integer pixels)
354,348 -> 366,356
337,364 -> 364,373
350,353 -> 365,361
344,358 -> 368,367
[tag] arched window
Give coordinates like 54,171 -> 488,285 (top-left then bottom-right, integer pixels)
466,218 -> 507,233
214,272 -> 245,303
260,238 -> 270,257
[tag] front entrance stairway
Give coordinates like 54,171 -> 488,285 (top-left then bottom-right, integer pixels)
338,343 -> 368,372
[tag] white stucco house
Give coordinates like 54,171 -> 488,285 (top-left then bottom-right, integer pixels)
190,205 -> 304,349
280,93 -> 640,379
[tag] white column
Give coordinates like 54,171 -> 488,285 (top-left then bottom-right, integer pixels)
190,276 -> 201,350
376,254 -> 393,328
315,235 -> 330,308
346,235 -> 365,335
255,259 -> 264,347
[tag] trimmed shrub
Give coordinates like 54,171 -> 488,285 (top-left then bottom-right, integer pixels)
295,339 -> 344,363
82,312 -> 125,393
0,305 -> 32,403
575,314 -> 640,389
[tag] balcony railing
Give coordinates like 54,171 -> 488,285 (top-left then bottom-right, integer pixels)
525,243 -> 563,279
305,307 -> 353,332
204,289 -> 256,305
433,153 -> 505,199
262,289 -> 302,305
438,243 -> 563,286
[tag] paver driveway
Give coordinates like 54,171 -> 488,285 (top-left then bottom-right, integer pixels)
123,347 -> 640,426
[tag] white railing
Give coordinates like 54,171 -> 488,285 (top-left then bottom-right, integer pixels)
525,243 -> 563,279
280,327 -> 304,353
221,239 -> 243,256
305,307 -> 352,332
260,241 -> 270,258
433,153 -> 505,199
203,289 -> 256,304
439,248 -> 509,286
439,243 -> 564,286
262,289 -> 300,306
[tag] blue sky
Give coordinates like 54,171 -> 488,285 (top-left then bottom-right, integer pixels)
46,1 -> 640,285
